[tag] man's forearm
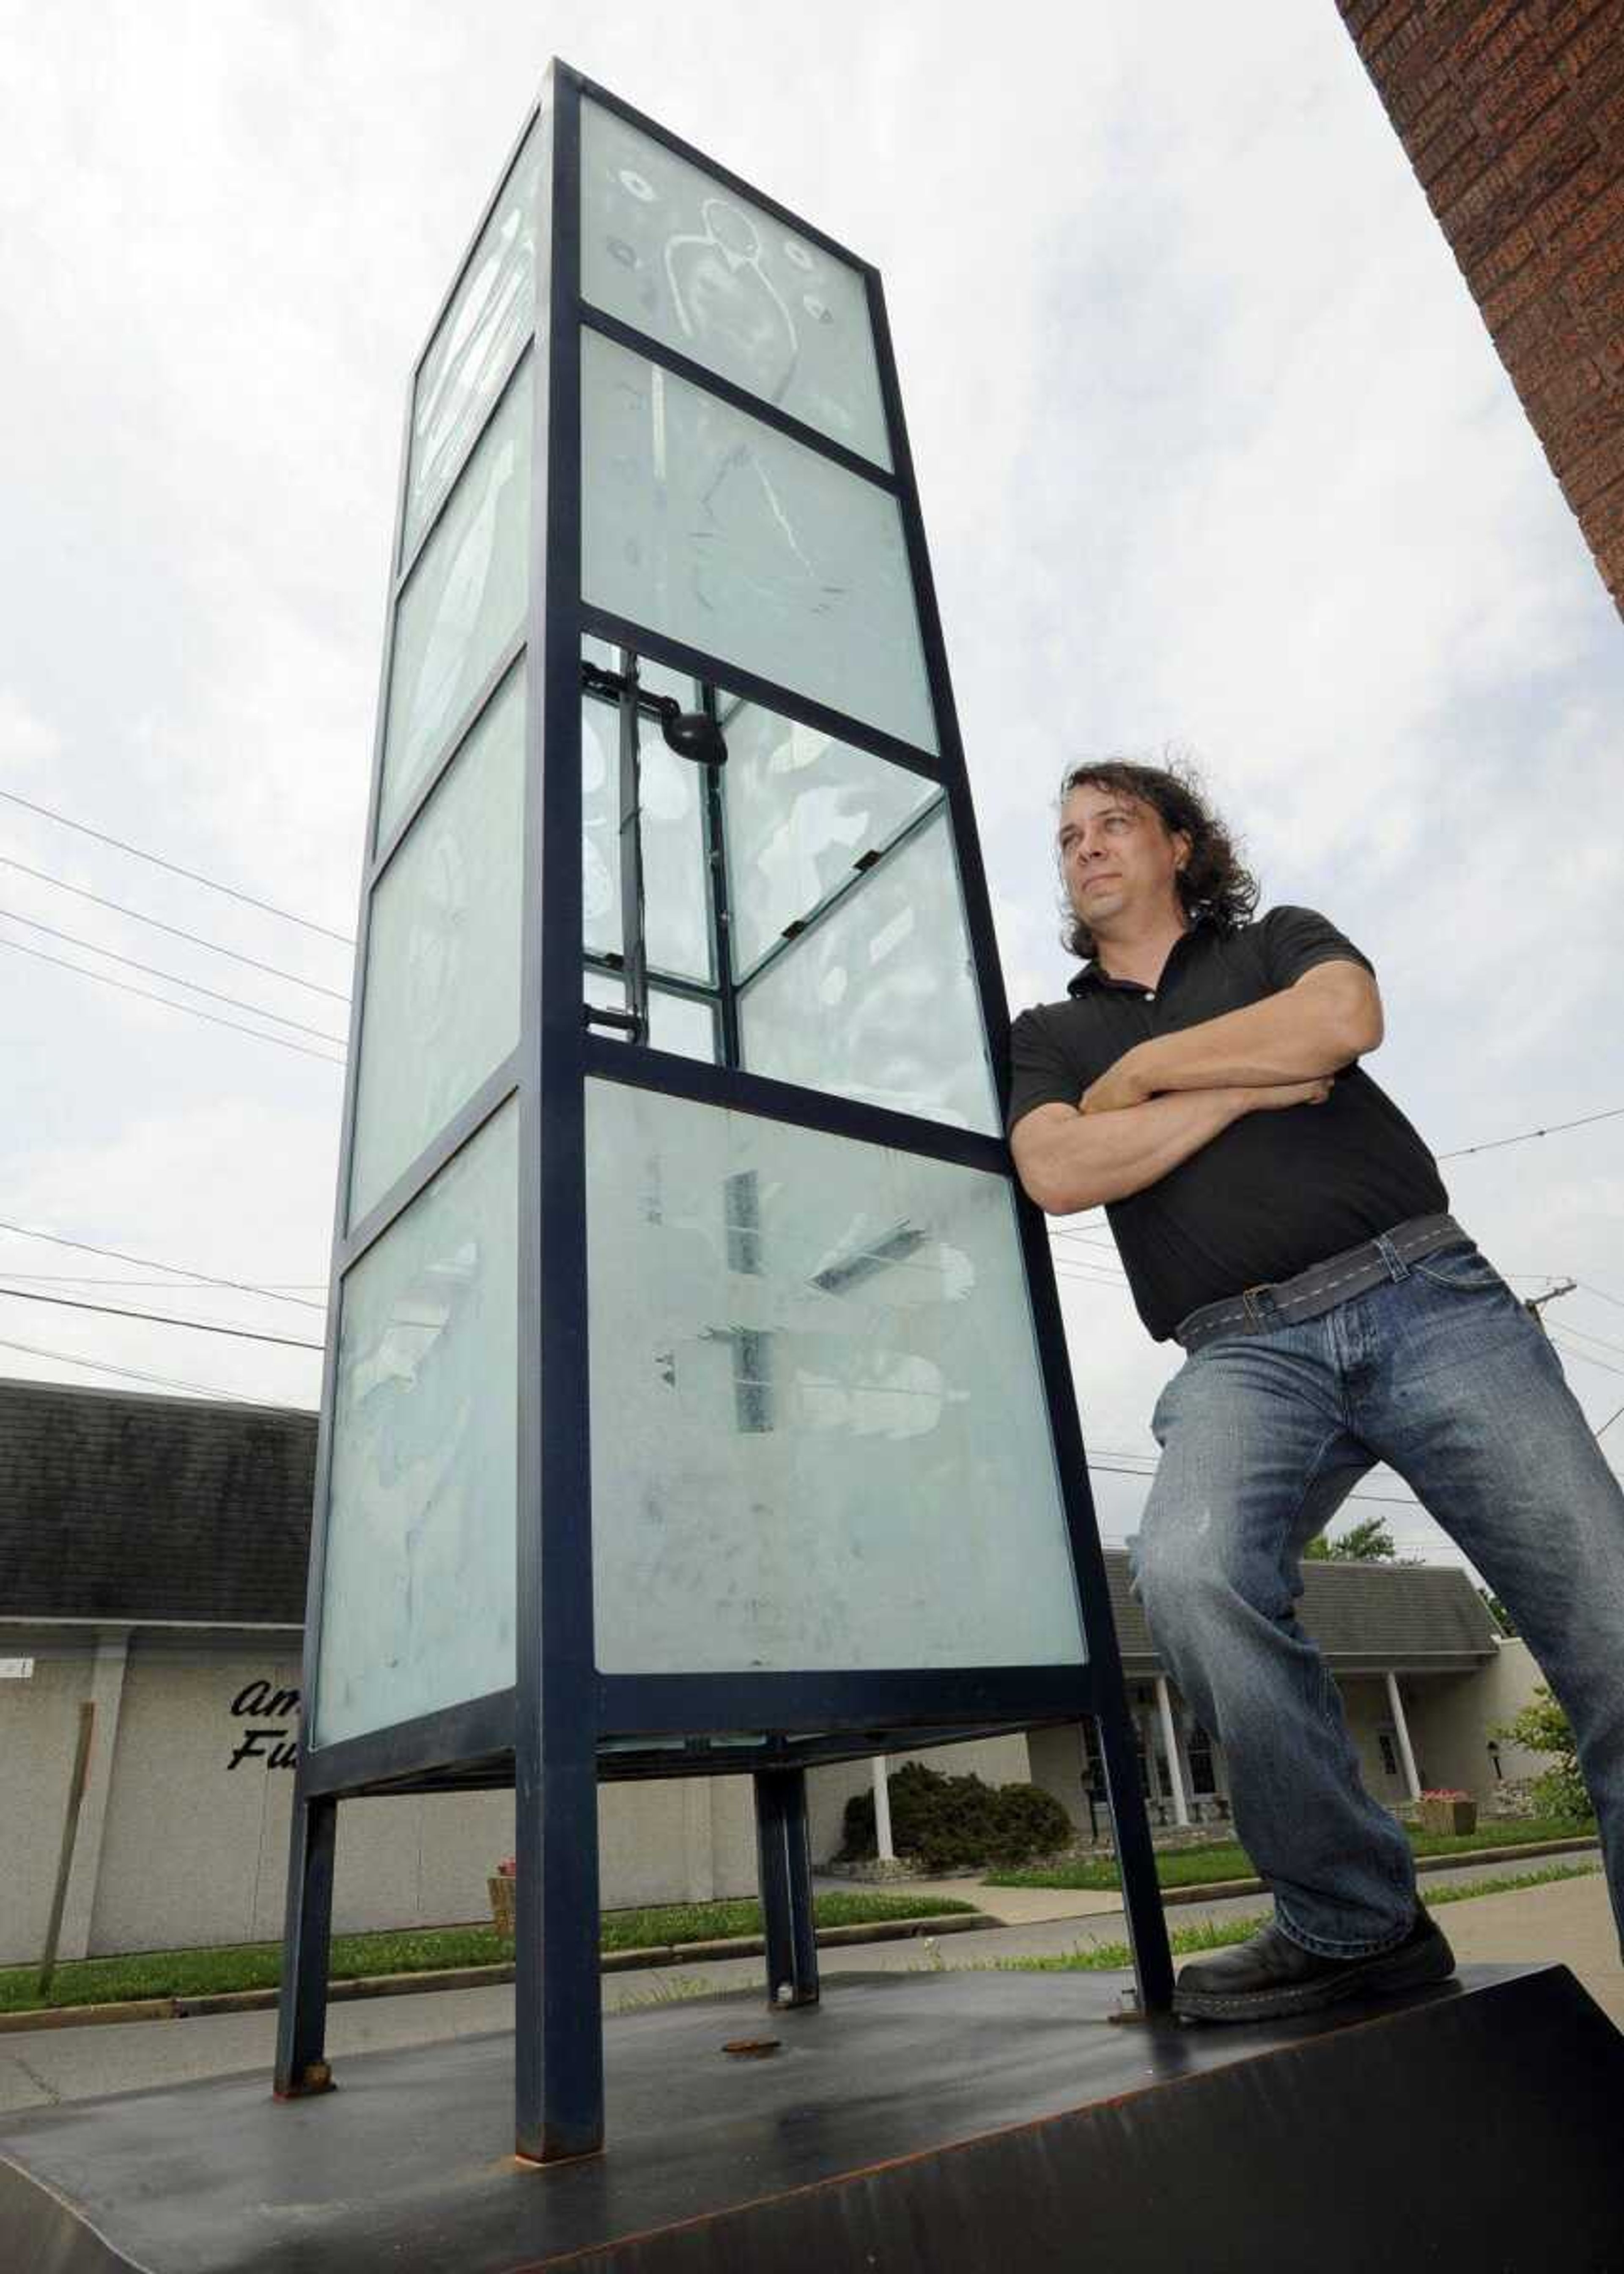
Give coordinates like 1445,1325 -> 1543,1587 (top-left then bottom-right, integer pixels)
1015,1088 -> 1259,1213
1086,966 -> 1380,1111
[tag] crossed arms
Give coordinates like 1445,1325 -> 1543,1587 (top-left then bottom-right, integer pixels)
1009,960 -> 1383,1215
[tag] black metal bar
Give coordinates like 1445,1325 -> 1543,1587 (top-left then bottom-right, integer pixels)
599,1663 -> 1107,1738
335,1064 -> 521,1281
513,66 -> 605,2169
579,606 -> 946,786
296,1688 -> 516,1799
700,680 -> 741,1067
580,302 -> 897,492
616,647 -> 650,1045
272,1794 -> 337,2098
753,1769 -> 820,2009
580,1034 -> 1010,1175
1095,1693 -> 1175,2013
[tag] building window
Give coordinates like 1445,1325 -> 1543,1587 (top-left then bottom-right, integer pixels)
1186,1721 -> 1217,1797
1377,1728 -> 1400,1780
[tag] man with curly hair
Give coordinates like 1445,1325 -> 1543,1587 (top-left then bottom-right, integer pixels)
1007,759 -> 1624,2022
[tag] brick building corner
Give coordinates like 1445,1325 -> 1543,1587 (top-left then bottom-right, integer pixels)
1338,0 -> 1624,613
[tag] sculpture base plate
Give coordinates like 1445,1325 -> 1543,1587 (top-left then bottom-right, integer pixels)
3,1963 -> 1622,2271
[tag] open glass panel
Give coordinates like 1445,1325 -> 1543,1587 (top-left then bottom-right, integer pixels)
315,1100 -> 520,1747
738,807 -> 998,1132
379,361 -> 533,847
579,96 -> 891,472
348,664 -> 525,1227
403,112 -> 546,564
585,1080 -> 1085,1675
721,697 -> 940,975
580,330 -> 937,755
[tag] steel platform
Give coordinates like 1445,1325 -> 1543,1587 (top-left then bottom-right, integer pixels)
4,1961 -> 1623,2271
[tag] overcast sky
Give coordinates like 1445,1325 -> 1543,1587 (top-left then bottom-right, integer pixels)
3,0 -> 1621,1576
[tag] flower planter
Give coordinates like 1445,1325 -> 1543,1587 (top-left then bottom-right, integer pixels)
488,1873 -> 516,1939
1418,1796 -> 1477,1835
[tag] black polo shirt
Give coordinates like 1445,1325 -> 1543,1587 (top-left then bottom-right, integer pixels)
1007,906 -> 1449,1341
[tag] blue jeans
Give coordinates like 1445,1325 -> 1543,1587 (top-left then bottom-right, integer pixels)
1129,1236 -> 1624,1958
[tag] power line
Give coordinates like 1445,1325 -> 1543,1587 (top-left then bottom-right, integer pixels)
0,1274 -> 326,1290
0,851 -> 350,999
1548,1332 -> 1624,1380
0,937 -> 347,1066
1437,1104 -> 1624,1162
0,785 -> 353,945
0,1285 -> 325,1351
0,1331 -> 258,1403
0,905 -> 349,1044
0,1218 -> 327,1313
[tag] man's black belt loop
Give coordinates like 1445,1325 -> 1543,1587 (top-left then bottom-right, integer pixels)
1174,1213 -> 1465,1354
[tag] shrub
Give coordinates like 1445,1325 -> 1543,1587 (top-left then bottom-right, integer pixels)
1493,1684 -> 1595,1823
839,1761 -> 1072,1874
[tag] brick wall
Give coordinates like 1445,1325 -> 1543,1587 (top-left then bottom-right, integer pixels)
1338,0 -> 1624,610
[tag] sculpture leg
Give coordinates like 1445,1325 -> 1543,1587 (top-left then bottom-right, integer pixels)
1093,1706 -> 1174,2013
274,1792 -> 337,2098
514,1752 -> 604,2164
754,1767 -> 820,2009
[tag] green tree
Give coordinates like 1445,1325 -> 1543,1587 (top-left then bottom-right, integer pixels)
1304,1514 -> 1407,1562
1493,1683 -> 1594,1821
1477,1585 -> 1517,1636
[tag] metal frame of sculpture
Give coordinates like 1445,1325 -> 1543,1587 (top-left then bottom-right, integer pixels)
275,60 -> 1173,2164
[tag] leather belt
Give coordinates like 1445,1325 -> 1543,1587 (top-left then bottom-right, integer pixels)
1173,1213 -> 1468,1353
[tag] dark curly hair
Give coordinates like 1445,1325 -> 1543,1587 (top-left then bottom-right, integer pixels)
1059,754 -> 1259,962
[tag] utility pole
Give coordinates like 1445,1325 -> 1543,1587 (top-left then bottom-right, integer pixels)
1524,1279 -> 1577,1331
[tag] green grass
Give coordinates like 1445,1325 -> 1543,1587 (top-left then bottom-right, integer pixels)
997,1861 -> 1602,1973
984,1816 -> 1597,1893
0,1890 -> 976,2018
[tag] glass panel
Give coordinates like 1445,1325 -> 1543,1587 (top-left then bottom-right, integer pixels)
585,1082 -> 1084,1673
648,988 -> 716,1062
580,98 -> 891,471
379,361 -> 532,847
404,113 -> 545,562
349,668 -> 526,1226
584,965 -> 628,1036
642,731 -> 711,982
722,699 -> 939,973
739,810 -> 997,1133
315,1101 -> 519,1746
581,331 -> 936,756
582,695 -> 620,960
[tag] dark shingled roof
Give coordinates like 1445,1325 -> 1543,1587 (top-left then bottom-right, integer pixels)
1101,1547 -> 1499,1670
0,1378 -> 315,1625
1,1380 -> 1499,1666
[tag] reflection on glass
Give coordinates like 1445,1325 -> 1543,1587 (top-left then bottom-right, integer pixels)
585,1082 -> 1084,1673
315,1101 -> 519,1746
739,811 -> 996,1132
722,701 -> 938,972
580,99 -> 890,471
349,669 -> 526,1226
380,362 -> 532,846
648,988 -> 716,1061
580,332 -> 936,756
404,115 -> 545,563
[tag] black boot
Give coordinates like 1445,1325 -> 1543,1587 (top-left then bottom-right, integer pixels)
1173,1909 -> 1456,2023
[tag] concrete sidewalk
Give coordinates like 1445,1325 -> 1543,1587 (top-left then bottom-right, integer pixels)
2,1858 -> 1614,2118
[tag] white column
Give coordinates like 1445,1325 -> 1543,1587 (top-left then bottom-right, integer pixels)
1154,1675 -> 1191,1828
871,1756 -> 894,1862
58,1628 -> 131,1961
1385,1670 -> 1421,1803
